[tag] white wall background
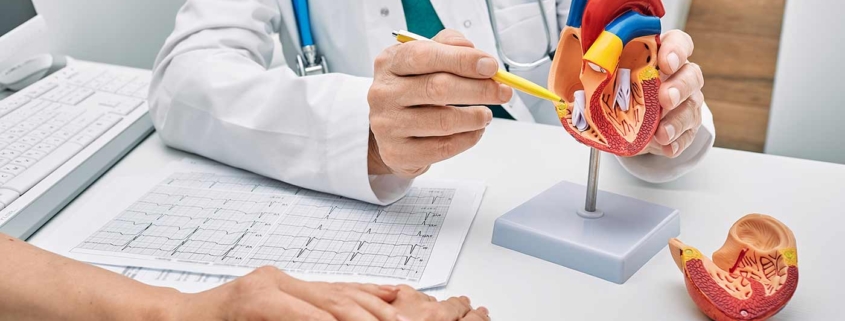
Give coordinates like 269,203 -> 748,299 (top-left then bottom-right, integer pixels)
766,0 -> 845,164
32,0 -> 187,69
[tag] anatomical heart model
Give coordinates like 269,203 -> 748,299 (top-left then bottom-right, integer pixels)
669,214 -> 799,321
549,0 -> 664,156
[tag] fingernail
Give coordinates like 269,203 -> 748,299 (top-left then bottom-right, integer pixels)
668,87 -> 681,107
477,57 -> 498,77
667,52 -> 680,73
486,108 -> 493,125
664,124 -> 676,141
498,84 -> 511,102
671,142 -> 679,155
397,314 -> 412,321
479,307 -> 490,315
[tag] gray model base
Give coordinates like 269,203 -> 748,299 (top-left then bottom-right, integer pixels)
492,180 -> 679,284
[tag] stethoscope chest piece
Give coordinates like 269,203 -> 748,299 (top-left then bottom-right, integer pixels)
296,45 -> 329,76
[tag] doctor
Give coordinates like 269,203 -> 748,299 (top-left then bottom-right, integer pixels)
149,0 -> 714,208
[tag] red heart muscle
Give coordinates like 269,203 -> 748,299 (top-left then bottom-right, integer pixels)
669,214 -> 799,321
549,0 -> 664,156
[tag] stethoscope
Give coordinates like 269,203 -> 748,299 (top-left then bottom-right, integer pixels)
291,0 -> 329,76
291,0 -> 555,76
484,0 -> 555,72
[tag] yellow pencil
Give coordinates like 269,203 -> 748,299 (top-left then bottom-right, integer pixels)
392,30 -> 564,104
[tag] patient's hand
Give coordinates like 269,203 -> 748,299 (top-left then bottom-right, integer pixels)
176,266 -> 402,321
391,285 -> 491,321
173,266 -> 489,321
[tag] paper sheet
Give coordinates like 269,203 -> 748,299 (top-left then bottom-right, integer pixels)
55,159 -> 485,289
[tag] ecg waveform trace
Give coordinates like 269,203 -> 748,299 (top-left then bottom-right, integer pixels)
74,172 -> 455,280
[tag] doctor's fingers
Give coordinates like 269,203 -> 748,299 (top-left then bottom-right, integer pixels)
658,127 -> 698,158
385,105 -> 491,137
658,62 -> 704,114
654,91 -> 703,146
658,30 -> 695,74
382,41 -> 500,79
390,129 -> 486,168
432,29 -> 476,48
393,73 -> 512,107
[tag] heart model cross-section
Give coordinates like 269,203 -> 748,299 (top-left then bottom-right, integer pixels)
549,0 -> 665,156
669,214 -> 799,321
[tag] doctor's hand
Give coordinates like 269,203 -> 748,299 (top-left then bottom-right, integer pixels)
639,30 -> 705,158
173,266 -> 407,321
368,29 -> 513,178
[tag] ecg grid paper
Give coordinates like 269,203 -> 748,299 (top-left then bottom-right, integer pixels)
73,172 -> 455,281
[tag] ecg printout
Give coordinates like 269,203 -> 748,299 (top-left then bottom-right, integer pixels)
62,159 -> 485,289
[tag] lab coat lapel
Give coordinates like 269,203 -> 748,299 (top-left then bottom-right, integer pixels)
275,0 -> 303,68
429,0 -> 497,62
276,0 -> 302,50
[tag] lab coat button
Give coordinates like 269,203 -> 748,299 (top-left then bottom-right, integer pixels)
464,20 -> 472,28
380,8 -> 390,17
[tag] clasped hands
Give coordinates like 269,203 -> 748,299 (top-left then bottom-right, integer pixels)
367,29 -> 705,177
171,266 -> 489,321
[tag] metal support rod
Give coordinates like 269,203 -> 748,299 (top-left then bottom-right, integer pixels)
585,148 -> 601,212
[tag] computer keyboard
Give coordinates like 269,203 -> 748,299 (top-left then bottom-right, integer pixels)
0,61 -> 154,239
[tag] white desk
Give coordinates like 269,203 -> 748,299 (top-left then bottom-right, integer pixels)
29,119 -> 841,320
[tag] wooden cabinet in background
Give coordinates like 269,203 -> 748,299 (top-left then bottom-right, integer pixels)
684,0 -> 785,152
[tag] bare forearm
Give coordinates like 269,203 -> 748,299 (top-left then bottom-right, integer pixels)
0,234 -> 179,321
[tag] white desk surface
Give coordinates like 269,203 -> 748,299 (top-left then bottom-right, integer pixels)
30,119 -> 842,320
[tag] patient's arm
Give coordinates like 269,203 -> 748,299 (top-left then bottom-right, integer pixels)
0,233 -> 490,321
0,233 -> 177,321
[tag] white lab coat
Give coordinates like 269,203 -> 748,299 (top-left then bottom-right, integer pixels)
149,0 -> 716,205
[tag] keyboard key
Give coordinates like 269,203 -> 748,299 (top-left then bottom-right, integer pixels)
53,107 -> 85,123
0,164 -> 25,175
0,96 -> 31,111
60,87 -> 96,105
7,143 -> 30,152
70,111 -> 104,127
70,134 -> 96,147
80,115 -> 121,138
43,137 -> 65,146
18,136 -> 41,146
0,188 -> 20,207
11,157 -> 36,168
0,150 -> 21,159
0,159 -> 9,167
32,143 -> 56,153
53,67 -> 79,80
27,130 -> 51,140
2,143 -> 83,194
51,130 -> 75,141
112,99 -> 144,116
42,85 -> 77,102
0,172 -> 13,184
22,150 -> 46,160
23,82 -> 58,98
0,134 -> 21,143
